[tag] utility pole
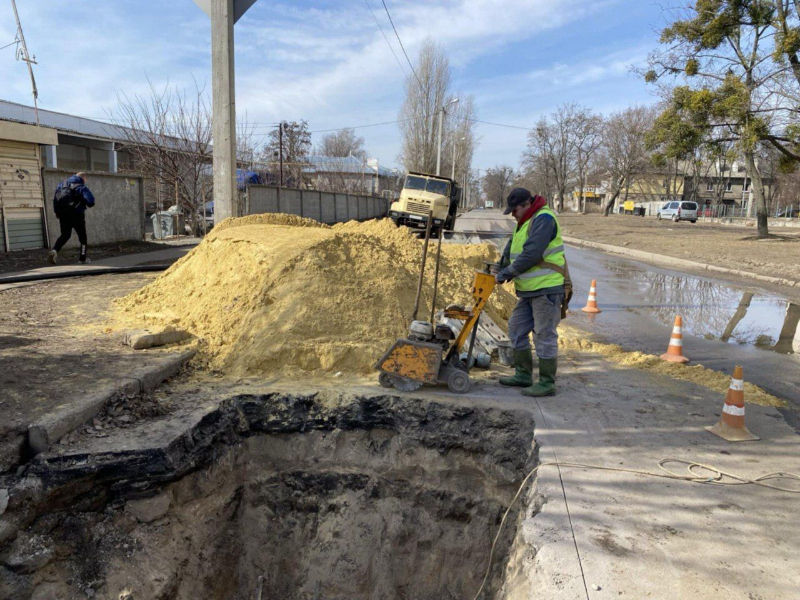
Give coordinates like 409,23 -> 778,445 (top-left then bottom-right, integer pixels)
435,98 -> 458,176
10,0 -> 39,124
278,122 -> 284,187
451,135 -> 465,181
194,0 -> 257,225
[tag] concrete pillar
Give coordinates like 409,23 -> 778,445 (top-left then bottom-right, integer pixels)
44,145 -> 57,169
211,0 -> 238,224
109,144 -> 118,173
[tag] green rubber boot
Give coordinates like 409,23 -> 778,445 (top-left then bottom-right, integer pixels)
522,357 -> 557,397
499,349 -> 534,387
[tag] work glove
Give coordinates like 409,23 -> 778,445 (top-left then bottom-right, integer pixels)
495,268 -> 515,284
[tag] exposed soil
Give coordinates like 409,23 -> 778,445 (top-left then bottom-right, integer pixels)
0,240 -> 169,275
0,272 -> 189,471
559,214 -> 800,283
0,392 -> 537,600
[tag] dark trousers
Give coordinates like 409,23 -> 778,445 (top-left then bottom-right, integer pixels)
53,211 -> 88,259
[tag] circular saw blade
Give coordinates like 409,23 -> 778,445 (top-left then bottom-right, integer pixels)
388,375 -> 423,392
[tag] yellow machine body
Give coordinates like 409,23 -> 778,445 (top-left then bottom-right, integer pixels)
375,339 -> 442,383
375,270 -> 497,391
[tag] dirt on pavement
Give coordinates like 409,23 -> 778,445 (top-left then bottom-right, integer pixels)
0,272 -> 188,469
0,240 -> 170,275
560,214 -> 800,284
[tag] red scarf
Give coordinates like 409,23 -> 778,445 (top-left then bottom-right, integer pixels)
515,195 -> 548,226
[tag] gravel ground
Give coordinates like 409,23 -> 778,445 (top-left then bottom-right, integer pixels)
559,214 -> 800,283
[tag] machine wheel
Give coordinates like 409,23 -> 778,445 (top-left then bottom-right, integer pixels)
447,370 -> 471,394
672,214 -> 679,222
690,219 -> 697,223
657,213 -> 662,220
378,371 -> 394,388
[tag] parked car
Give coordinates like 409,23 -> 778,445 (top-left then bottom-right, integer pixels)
658,201 -> 698,223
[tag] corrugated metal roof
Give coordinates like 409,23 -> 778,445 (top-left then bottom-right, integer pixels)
0,99 -> 132,141
306,154 -> 396,176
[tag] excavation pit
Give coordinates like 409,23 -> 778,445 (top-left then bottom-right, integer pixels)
7,392 -> 537,599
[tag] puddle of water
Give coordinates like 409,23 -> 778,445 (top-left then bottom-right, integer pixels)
602,263 -> 800,354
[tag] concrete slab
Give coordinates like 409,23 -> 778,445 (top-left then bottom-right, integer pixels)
27,350 -> 195,456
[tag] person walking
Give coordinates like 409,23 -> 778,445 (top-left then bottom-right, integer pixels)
48,172 -> 95,264
494,188 -> 566,397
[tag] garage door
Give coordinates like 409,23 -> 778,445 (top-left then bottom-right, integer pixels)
5,208 -> 45,250
0,139 -> 46,251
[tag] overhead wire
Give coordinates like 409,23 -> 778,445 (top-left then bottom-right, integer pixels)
363,0 -> 408,79
380,0 -> 423,90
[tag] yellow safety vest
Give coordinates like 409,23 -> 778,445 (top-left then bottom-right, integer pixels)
509,206 -> 565,292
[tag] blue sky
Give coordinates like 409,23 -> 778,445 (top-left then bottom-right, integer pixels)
0,0 -> 668,171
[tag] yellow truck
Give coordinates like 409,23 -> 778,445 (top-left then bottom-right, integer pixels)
388,172 -> 460,234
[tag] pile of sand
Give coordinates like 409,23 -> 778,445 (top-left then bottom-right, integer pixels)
112,215 -> 516,376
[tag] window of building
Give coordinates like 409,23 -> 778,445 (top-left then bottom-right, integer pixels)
57,143 -> 90,172
706,182 -> 714,191
725,181 -> 732,192
743,179 -> 750,191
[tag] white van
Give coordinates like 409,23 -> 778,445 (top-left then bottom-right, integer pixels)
658,200 -> 698,223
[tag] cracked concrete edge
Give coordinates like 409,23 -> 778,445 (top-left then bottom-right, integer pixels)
563,236 -> 800,289
27,350 -> 196,456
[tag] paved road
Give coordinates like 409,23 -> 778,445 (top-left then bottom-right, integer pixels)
453,209 -> 800,413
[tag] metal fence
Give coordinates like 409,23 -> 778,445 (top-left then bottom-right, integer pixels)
245,185 -> 389,224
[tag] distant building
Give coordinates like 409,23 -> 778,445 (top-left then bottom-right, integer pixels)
305,155 -> 398,197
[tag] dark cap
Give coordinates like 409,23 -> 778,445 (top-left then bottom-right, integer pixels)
503,187 -> 532,215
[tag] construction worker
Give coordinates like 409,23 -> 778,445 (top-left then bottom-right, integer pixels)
494,188 -> 565,397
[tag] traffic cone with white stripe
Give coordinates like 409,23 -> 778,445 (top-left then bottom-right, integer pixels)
705,366 -> 759,442
581,279 -> 601,313
660,315 -> 689,363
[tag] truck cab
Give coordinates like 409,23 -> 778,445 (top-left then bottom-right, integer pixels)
389,172 -> 460,234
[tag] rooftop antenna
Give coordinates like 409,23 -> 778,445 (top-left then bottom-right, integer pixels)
10,0 -> 40,124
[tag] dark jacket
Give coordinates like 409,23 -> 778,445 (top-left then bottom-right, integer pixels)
54,175 -> 95,215
500,210 -> 565,298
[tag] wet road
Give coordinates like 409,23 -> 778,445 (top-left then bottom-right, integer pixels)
452,210 -> 800,411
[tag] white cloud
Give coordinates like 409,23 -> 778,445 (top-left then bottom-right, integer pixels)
0,0 -> 657,171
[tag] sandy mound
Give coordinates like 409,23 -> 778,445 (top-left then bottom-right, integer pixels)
113,216 -> 515,376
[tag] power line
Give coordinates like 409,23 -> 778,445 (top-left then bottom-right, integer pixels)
0,38 -> 19,51
380,0 -> 423,90
363,0 -> 407,79
310,118 -> 412,133
473,119 -> 533,131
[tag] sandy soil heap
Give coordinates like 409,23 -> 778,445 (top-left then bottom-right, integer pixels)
113,215 -> 515,376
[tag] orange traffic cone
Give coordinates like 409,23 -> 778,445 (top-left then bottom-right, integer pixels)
705,366 -> 759,442
581,279 -> 601,313
660,315 -> 689,363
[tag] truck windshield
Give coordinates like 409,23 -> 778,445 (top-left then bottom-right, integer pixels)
404,176 -> 427,190
426,179 -> 450,195
404,176 -> 451,196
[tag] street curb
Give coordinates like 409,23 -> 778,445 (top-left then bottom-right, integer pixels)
27,350 -> 196,456
563,236 -> 800,289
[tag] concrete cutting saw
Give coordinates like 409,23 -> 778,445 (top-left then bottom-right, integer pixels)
374,211 -> 497,394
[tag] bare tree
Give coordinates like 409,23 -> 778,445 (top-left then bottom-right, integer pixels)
396,38 -> 479,187
482,165 -> 515,208
263,120 -> 312,188
110,80 -> 212,234
520,103 -> 601,212
573,109 -> 604,213
316,128 -> 367,159
398,38 -> 451,175
599,106 -> 655,216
